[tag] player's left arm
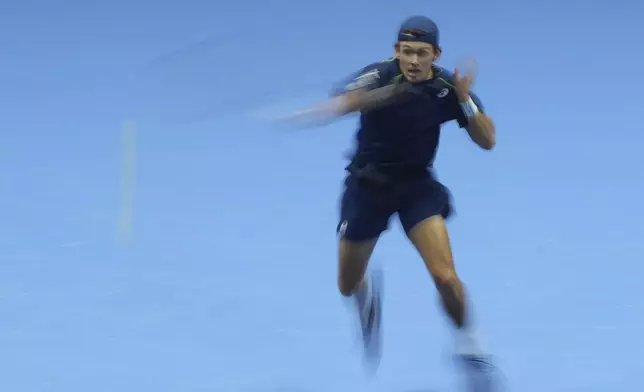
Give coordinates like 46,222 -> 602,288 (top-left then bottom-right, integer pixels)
458,93 -> 496,150
453,68 -> 496,150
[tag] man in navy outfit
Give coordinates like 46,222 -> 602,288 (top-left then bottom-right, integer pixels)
286,15 -> 498,389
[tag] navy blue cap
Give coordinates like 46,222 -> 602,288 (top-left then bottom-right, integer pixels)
397,15 -> 439,46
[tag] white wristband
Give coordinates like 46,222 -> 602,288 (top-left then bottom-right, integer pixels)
459,96 -> 479,118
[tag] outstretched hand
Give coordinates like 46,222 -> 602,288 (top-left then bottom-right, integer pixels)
453,57 -> 478,102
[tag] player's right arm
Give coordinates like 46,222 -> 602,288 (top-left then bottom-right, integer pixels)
329,65 -> 406,114
284,64 -> 406,126
335,82 -> 406,114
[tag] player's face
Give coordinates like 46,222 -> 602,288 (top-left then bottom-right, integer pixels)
395,42 -> 439,82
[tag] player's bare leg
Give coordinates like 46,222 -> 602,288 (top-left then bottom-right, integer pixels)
338,237 -> 376,296
338,237 -> 383,366
408,215 -> 496,389
407,215 -> 467,329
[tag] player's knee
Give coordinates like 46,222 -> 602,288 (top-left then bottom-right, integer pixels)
338,277 -> 357,297
431,268 -> 461,293
337,254 -> 366,296
337,238 -> 375,296
423,248 -> 459,289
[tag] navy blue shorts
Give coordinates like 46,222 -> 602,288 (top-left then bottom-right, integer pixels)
337,171 -> 453,242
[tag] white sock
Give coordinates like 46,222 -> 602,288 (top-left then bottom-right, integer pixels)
455,326 -> 484,356
353,280 -> 370,314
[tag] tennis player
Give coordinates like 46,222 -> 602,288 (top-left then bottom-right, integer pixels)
286,15 -> 498,389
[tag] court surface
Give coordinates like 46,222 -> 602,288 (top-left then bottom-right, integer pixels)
1,1 -> 643,391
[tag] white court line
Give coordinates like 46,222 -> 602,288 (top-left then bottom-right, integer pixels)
118,120 -> 137,244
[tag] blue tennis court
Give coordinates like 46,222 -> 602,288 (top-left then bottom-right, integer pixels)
1,1 -> 643,391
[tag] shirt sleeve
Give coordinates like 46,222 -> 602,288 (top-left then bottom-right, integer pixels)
329,63 -> 383,98
455,91 -> 485,128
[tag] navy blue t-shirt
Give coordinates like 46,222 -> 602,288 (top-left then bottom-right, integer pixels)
332,58 -> 484,177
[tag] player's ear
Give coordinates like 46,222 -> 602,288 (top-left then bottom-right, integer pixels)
394,42 -> 400,58
433,45 -> 442,62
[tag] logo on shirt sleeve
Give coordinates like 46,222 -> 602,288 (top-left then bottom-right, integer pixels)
345,69 -> 380,91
